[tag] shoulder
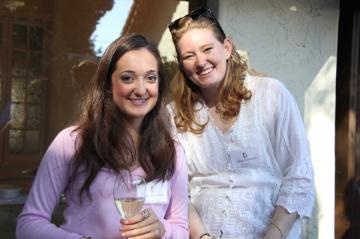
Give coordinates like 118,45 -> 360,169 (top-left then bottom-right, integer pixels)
174,143 -> 187,169
174,143 -> 186,161
246,75 -> 294,104
53,126 -> 79,144
246,75 -> 288,93
46,126 -> 80,156
40,126 -> 80,170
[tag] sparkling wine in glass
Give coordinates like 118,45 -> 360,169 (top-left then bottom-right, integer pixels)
113,174 -> 146,218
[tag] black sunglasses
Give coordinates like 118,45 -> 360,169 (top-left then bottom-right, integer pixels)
168,7 -> 226,39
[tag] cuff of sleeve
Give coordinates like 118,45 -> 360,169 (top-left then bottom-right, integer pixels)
277,192 -> 314,218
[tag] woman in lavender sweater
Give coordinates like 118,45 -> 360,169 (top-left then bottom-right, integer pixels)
16,33 -> 189,239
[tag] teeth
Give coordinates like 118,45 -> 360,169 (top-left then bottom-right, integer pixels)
130,98 -> 147,104
198,67 -> 212,75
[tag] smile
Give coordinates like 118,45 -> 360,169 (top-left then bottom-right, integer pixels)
197,67 -> 213,76
129,98 -> 148,105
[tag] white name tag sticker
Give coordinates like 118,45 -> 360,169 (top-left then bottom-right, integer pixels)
228,147 -> 258,170
144,180 -> 169,204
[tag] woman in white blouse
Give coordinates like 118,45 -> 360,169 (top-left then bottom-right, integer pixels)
167,7 -> 315,239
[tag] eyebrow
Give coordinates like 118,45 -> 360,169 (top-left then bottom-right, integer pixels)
119,70 -> 158,75
181,43 -> 214,55
145,70 -> 158,74
200,43 -> 214,49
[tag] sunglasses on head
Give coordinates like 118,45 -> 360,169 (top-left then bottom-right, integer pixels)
168,7 -> 226,39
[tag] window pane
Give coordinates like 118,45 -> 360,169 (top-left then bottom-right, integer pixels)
9,129 -> 24,153
29,52 -> 42,77
10,103 -> 25,128
13,24 -> 27,50
27,78 -> 42,103
24,130 -> 40,153
26,105 -> 41,128
11,77 -> 26,102
12,50 -> 27,76
29,26 -> 43,51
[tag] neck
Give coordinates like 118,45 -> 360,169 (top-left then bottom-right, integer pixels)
201,86 -> 219,108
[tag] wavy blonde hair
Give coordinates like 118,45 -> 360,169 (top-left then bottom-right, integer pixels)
169,16 -> 252,134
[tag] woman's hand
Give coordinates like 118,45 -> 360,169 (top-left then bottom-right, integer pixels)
262,206 -> 298,239
120,208 -> 165,239
263,225 -> 284,239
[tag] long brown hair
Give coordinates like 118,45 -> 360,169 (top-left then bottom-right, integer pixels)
169,14 -> 252,134
70,33 -> 175,200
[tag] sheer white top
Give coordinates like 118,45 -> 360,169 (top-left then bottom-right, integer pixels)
167,75 -> 314,239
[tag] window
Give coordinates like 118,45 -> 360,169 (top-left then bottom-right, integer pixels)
0,18 -> 48,186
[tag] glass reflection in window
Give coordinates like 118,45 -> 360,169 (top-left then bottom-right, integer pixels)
11,77 -> 26,102
10,103 -> 25,128
26,105 -> 41,128
9,129 -> 24,153
27,78 -> 42,103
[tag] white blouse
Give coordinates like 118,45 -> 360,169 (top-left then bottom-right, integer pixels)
167,75 -> 314,239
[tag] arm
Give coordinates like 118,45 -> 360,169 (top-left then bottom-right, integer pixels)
161,144 -> 189,238
268,80 -> 315,237
189,203 -> 211,239
16,128 -> 82,239
263,206 -> 298,239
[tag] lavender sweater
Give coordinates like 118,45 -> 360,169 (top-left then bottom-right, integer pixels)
16,127 -> 189,239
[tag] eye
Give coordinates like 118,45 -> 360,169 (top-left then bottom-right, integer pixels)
147,74 -> 158,82
204,47 -> 212,53
120,74 -> 133,82
182,54 -> 194,61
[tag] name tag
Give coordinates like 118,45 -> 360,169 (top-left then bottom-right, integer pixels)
144,180 -> 169,204
228,146 -> 257,170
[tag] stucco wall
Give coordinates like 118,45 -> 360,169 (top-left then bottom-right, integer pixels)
213,0 -> 339,238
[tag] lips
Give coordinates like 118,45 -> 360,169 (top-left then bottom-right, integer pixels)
197,66 -> 213,76
129,98 -> 148,105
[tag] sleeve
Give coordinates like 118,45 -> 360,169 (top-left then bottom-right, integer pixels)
161,143 -> 189,239
272,80 -> 315,218
16,127 -> 83,239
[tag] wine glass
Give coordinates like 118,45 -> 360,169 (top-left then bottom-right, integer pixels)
113,173 -> 146,219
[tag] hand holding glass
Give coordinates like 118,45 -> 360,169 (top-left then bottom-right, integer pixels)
113,174 -> 146,218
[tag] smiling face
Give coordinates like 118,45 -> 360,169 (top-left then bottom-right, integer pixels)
177,28 -> 232,93
111,48 -> 159,128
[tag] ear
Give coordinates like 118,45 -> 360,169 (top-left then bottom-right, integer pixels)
223,38 -> 233,60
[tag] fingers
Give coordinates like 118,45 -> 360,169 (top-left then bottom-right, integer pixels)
121,208 -> 153,226
120,208 -> 165,238
123,224 -> 163,239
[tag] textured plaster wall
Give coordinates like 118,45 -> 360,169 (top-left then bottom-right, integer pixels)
215,0 -> 339,238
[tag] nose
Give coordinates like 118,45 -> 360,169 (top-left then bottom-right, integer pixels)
195,54 -> 206,68
133,79 -> 146,96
